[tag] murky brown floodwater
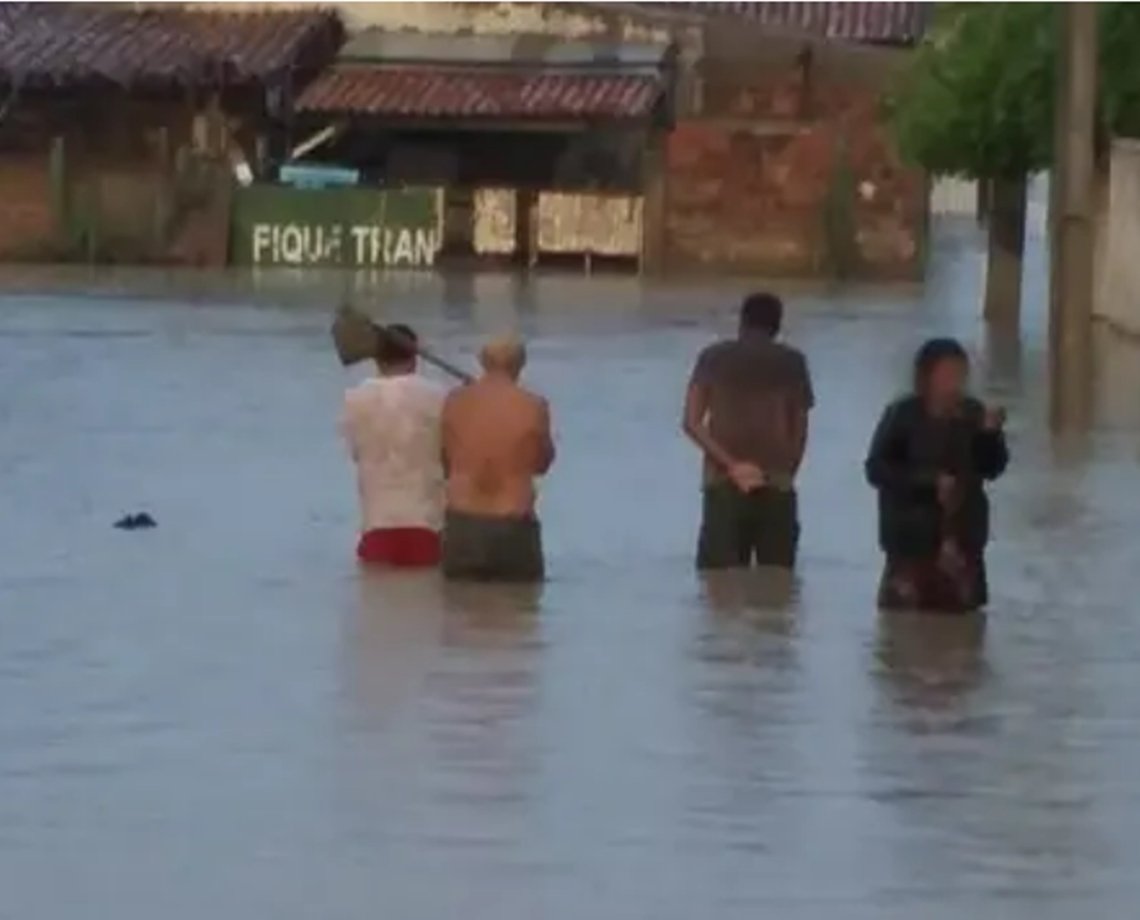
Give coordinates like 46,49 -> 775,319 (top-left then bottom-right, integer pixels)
4,227 -> 1140,918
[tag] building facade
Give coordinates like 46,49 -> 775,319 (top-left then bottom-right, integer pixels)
276,30 -> 675,272
0,5 -> 342,264
0,2 -> 927,279
316,1 -> 928,280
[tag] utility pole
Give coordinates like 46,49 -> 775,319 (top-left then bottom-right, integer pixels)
1050,2 -> 1098,430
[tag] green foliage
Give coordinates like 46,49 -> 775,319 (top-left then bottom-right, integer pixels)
887,3 -> 1056,180
1099,4 -> 1140,139
887,3 -> 1140,180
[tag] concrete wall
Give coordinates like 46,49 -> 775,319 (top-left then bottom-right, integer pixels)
336,2 -> 675,42
1095,140 -> 1140,335
930,174 -> 1050,238
931,177 -> 978,218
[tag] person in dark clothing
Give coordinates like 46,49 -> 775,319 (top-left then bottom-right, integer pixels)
865,338 -> 1009,612
683,292 -> 814,569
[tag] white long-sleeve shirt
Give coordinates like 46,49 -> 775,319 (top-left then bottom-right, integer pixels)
341,374 -> 446,532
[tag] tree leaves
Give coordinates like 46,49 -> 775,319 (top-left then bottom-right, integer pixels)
1099,4 -> 1140,139
887,3 -> 1057,180
889,3 -> 1140,179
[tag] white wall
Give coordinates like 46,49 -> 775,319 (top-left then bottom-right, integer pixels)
178,0 -> 681,42
1095,140 -> 1140,334
930,176 -> 978,217
335,2 -> 677,43
930,174 -> 1049,238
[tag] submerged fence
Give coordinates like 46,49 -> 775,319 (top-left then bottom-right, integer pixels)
230,185 -> 444,268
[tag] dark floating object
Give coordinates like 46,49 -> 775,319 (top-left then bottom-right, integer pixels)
114,513 -> 156,530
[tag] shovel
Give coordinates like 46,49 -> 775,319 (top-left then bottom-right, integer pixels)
331,305 -> 473,383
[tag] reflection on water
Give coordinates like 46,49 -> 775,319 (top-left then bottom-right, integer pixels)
5,255 -> 1140,917
700,567 -> 799,618
874,611 -> 989,714
441,580 -> 545,645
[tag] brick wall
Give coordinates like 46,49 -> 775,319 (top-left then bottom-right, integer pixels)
0,98 -> 236,265
666,60 -> 925,279
0,151 -> 54,259
66,102 -> 189,262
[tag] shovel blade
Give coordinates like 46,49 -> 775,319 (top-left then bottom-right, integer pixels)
332,306 -> 380,367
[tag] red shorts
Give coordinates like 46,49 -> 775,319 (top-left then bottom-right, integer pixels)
356,528 -> 441,568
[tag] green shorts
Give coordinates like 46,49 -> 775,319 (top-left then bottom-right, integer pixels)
442,511 -> 545,582
697,482 -> 799,570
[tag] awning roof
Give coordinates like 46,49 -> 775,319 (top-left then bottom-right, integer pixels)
296,30 -> 669,124
297,66 -> 663,121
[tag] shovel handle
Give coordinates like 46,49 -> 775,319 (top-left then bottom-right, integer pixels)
332,306 -> 474,384
380,325 -> 474,384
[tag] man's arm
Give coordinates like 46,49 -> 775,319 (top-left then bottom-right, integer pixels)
682,379 -> 735,472
682,375 -> 763,491
340,393 -> 361,462
786,352 -> 813,475
973,405 -> 1009,481
534,397 -> 555,475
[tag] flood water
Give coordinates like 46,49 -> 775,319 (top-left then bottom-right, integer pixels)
4,229 -> 1140,918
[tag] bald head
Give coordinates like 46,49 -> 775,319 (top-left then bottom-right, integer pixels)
480,335 -> 526,379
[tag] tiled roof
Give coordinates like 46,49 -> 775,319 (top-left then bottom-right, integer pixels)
0,4 -> 344,91
297,67 -> 663,120
658,2 -> 928,44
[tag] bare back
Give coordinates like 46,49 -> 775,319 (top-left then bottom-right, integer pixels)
442,379 -> 553,517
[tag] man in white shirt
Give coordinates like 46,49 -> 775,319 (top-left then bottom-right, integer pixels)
341,324 -> 447,567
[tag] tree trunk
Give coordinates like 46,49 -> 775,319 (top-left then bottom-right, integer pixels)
983,174 -> 1028,325
976,177 -> 992,224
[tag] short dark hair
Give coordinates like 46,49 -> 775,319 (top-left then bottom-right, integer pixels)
740,292 -> 783,336
375,323 -> 418,366
913,337 -> 968,390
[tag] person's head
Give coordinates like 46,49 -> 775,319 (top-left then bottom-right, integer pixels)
914,337 -> 969,405
739,292 -> 783,338
375,323 -> 418,375
480,334 -> 526,380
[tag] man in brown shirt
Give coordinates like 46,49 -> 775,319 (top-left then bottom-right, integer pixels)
440,335 -> 555,581
682,292 -> 814,569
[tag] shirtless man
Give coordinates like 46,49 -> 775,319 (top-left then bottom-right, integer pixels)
440,335 -> 554,581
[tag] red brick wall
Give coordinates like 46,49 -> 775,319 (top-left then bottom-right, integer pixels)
665,71 -> 926,279
0,99 -> 238,265
0,151 -> 54,258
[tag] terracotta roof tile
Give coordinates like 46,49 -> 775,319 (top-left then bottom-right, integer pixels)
298,67 -> 663,120
0,4 -> 344,91
658,2 -> 928,44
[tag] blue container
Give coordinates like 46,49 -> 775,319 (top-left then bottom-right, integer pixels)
279,163 -> 360,190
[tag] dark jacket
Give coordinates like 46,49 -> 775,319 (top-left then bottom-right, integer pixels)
865,396 -> 1009,558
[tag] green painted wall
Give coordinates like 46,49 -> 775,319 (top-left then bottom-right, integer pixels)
231,185 -> 443,267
